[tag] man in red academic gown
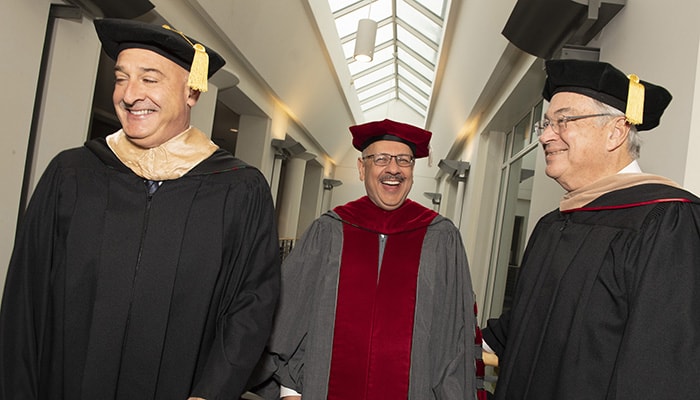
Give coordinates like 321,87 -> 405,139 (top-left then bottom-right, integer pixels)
252,119 -> 485,400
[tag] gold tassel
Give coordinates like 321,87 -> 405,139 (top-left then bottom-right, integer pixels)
187,43 -> 209,92
162,25 -> 209,92
625,74 -> 644,125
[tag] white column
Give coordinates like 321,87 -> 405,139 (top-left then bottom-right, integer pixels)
277,157 -> 308,240
31,15 -> 102,194
270,157 -> 283,207
297,161 -> 324,236
236,115 -> 274,178
453,178 -> 466,227
190,82 -> 218,138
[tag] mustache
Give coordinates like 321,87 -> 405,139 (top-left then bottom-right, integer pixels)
379,173 -> 406,183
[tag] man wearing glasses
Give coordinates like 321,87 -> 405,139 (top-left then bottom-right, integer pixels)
252,119 -> 483,399
482,59 -> 700,399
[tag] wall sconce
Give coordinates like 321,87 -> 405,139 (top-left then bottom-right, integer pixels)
323,179 -> 343,190
423,191 -> 442,212
423,192 -> 442,205
353,18 -> 378,62
438,159 -> 470,181
272,137 -> 306,160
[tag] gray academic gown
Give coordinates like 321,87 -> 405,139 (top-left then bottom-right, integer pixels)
255,207 -> 479,400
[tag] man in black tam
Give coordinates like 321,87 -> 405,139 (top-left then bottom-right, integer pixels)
482,59 -> 700,399
0,18 -> 280,400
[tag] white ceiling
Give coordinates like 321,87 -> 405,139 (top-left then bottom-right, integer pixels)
149,0 -> 484,168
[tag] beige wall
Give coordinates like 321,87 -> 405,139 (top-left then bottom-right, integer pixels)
1,0 -> 52,289
687,36 -> 700,194
599,1 -> 700,186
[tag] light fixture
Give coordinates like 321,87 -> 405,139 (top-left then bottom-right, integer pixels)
323,179 -> 343,190
438,159 -> 470,181
353,18 -> 378,62
272,137 -> 306,160
423,192 -> 442,205
423,191 -> 442,212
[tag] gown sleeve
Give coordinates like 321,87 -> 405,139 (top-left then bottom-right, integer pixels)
250,217 -> 332,399
190,170 -> 281,399
429,223 -> 481,399
481,215 -> 553,359
483,312 -> 510,357
610,200 -> 700,398
0,156 -> 64,399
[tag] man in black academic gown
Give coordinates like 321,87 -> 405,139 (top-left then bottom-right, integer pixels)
252,119 -> 486,400
0,19 -> 280,400
482,59 -> 700,399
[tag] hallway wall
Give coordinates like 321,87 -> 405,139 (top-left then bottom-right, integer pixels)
598,1 -> 700,190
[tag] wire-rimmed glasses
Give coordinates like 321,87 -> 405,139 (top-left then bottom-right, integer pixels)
362,153 -> 415,167
534,113 -> 613,136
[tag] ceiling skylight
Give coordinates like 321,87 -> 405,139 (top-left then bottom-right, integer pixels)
328,0 -> 448,118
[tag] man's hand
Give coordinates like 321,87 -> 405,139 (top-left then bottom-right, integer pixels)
482,350 -> 499,367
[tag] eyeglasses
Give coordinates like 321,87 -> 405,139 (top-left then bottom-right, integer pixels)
362,153 -> 415,167
533,113 -> 613,136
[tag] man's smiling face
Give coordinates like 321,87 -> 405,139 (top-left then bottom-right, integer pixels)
358,140 -> 415,211
112,48 -> 198,149
539,92 -> 617,191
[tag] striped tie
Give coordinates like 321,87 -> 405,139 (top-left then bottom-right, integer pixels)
145,179 -> 160,195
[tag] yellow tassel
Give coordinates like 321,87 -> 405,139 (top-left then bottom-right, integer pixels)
187,43 -> 209,92
162,25 -> 210,92
625,74 -> 644,125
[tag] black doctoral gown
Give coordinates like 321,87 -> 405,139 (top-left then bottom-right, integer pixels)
0,138 -> 281,400
484,183 -> 700,400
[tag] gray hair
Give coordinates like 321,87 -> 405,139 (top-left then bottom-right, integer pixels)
590,98 -> 641,159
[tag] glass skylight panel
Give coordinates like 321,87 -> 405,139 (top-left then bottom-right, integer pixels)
353,64 -> 394,89
366,0 -> 393,22
358,79 -> 395,101
397,1 -> 441,44
415,0 -> 446,18
362,92 -> 395,111
397,26 -> 437,64
367,46 -> 394,66
398,79 -> 429,107
348,61 -> 370,77
400,72 -> 430,95
398,75 -> 429,98
398,93 -> 427,115
348,49 -> 393,75
328,0 -> 362,13
335,7 -> 372,38
398,65 -> 430,92
374,23 -> 393,47
397,52 -> 433,81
